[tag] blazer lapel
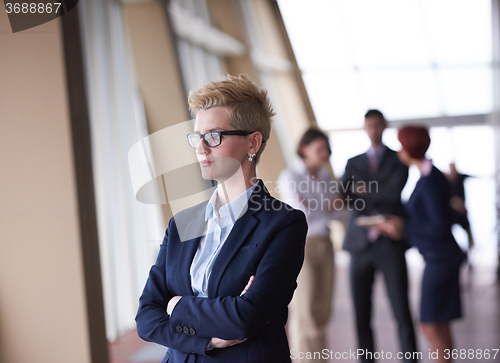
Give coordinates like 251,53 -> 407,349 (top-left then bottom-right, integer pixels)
207,180 -> 266,297
360,153 -> 371,179
375,146 -> 391,178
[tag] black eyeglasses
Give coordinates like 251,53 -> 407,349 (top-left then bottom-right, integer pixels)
187,130 -> 255,148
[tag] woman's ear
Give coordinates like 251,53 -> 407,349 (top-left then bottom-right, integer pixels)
249,132 -> 263,154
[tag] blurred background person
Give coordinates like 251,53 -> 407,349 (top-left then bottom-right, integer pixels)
379,126 -> 466,363
341,110 -> 417,363
446,162 -> 475,253
278,128 -> 339,363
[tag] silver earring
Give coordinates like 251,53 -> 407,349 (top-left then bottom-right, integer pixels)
248,153 -> 256,162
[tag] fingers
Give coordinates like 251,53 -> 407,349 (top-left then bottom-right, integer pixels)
228,338 -> 248,347
208,337 -> 221,349
210,337 -> 248,348
375,221 -> 389,234
166,296 -> 182,316
240,275 -> 254,296
240,275 -> 255,296
376,221 -> 398,239
247,275 -> 255,286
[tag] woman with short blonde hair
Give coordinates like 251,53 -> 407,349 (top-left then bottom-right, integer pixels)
136,74 -> 307,363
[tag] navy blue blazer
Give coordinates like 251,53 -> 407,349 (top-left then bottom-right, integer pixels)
136,180 -> 307,363
341,147 -> 409,253
404,166 -> 465,262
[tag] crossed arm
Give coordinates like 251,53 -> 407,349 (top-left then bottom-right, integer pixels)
136,209 -> 307,354
166,276 -> 254,349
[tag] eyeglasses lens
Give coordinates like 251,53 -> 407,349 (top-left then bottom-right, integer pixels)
205,132 -> 221,147
187,132 -> 222,148
187,134 -> 200,148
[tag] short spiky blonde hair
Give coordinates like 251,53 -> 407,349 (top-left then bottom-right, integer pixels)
188,74 -> 275,163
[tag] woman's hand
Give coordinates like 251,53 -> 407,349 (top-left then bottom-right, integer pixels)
377,215 -> 404,240
166,296 -> 182,316
209,337 -> 247,349
240,275 -> 254,296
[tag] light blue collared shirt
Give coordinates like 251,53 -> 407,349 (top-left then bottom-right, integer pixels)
190,181 -> 259,297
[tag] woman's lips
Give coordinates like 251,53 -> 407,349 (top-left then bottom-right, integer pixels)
200,160 -> 213,167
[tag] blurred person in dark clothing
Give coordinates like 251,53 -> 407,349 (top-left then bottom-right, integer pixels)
379,126 -> 466,363
341,110 -> 417,363
446,163 -> 474,251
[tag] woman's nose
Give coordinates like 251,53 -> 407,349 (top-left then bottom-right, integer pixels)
196,138 -> 209,155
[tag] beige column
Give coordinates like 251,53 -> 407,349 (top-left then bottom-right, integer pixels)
0,11 -> 96,363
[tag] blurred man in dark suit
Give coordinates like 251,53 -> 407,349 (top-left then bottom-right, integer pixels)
341,110 -> 417,363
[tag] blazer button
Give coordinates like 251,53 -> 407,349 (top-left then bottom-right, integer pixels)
183,326 -> 190,334
189,328 -> 196,335
176,325 -> 183,333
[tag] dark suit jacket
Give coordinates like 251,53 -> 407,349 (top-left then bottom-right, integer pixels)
403,166 -> 465,262
341,146 -> 409,253
136,180 -> 307,363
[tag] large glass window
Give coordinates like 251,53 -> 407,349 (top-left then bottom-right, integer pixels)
169,0 -> 228,94
278,0 -> 492,128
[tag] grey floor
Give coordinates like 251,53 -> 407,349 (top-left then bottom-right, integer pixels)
327,250 -> 500,363
120,250 -> 500,363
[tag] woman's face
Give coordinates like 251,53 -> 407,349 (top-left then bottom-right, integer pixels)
301,138 -> 331,167
194,107 -> 249,181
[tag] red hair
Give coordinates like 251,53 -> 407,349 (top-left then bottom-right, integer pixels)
398,126 -> 430,160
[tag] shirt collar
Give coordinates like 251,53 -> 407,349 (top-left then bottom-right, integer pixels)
204,180 -> 259,222
367,144 -> 386,158
420,159 -> 433,176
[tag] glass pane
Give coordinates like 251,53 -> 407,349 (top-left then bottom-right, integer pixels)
381,127 -> 400,152
302,71 -> 366,130
437,67 -> 493,115
194,0 -> 211,21
278,0 -> 354,69
176,39 -> 195,93
361,68 -> 441,119
279,0 -> 492,123
340,0 -> 432,67
203,51 -> 226,82
450,126 -> 495,176
422,0 -> 491,65
329,130 -> 370,177
427,127 -> 454,171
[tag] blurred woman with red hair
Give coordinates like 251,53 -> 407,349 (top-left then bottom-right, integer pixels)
378,126 -> 465,363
